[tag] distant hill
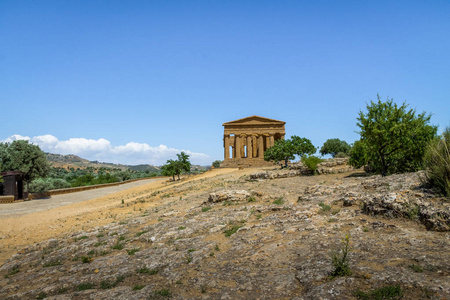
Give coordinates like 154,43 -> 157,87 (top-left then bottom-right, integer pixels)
46,153 -> 160,172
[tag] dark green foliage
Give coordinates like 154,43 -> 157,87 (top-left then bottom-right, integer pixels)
0,140 -> 51,191
272,197 -> 284,205
153,288 -> 172,297
4,265 -> 20,278
36,291 -> 47,299
224,225 -> 243,237
330,234 -> 351,278
354,284 -> 403,300
301,155 -> 324,173
320,138 -> 351,157
76,283 -> 94,291
355,95 -> 437,176
264,135 -> 316,168
133,284 -> 145,290
126,248 -> 140,255
349,140 -> 368,169
334,152 -> 349,158
318,202 -> 332,214
409,264 -> 423,273
161,152 -> 191,181
43,260 -> 62,267
423,127 -> 450,196
212,160 -> 222,168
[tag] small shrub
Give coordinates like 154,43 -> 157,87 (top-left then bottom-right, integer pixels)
135,230 -> 149,237
409,264 -> 423,273
100,280 -> 113,289
224,225 -> 243,237
202,206 -> 212,212
126,248 -> 140,255
178,226 -> 186,230
80,256 -> 91,263
154,288 -> 172,297
247,196 -> 256,202
43,260 -> 62,267
301,155 -> 324,174
335,152 -> 349,158
133,284 -> 145,290
4,265 -> 20,278
212,160 -> 222,168
76,283 -> 94,291
36,291 -> 47,300
330,234 -> 352,278
354,284 -> 403,300
112,242 -> 124,250
318,202 -> 332,214
215,244 -> 220,251
272,197 -> 284,205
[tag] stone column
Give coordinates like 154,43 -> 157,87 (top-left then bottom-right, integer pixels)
265,135 -> 270,150
224,135 -> 230,160
269,134 -> 275,147
258,135 -> 264,158
247,136 -> 253,158
235,135 -> 241,159
252,136 -> 258,157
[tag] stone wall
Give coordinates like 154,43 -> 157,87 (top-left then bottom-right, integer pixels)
28,177 -> 163,200
0,196 -> 15,204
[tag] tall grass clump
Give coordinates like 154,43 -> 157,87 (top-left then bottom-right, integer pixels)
423,127 -> 450,197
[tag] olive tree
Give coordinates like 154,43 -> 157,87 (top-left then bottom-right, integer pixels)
264,136 -> 316,168
161,152 -> 191,180
354,95 -> 437,176
320,138 -> 351,157
0,140 -> 51,191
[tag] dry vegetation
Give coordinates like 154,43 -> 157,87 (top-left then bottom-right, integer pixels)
0,167 -> 448,299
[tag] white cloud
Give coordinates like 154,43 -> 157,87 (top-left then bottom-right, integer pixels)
1,135 -> 211,166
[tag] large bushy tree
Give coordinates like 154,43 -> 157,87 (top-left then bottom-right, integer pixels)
320,138 -> 351,157
0,140 -> 51,191
264,135 -> 316,168
353,95 -> 437,176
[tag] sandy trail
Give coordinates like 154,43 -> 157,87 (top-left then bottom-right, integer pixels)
0,168 -> 238,265
0,178 -> 165,219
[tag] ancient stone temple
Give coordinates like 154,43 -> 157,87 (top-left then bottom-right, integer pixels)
221,116 -> 286,167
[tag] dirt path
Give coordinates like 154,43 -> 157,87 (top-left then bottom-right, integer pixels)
0,168 -> 238,265
0,178 -> 164,219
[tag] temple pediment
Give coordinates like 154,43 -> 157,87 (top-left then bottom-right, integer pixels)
223,115 -> 285,126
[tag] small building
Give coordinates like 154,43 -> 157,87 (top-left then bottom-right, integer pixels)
221,116 -> 286,167
0,171 -> 25,201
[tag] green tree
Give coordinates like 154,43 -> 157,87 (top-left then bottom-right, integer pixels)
161,152 -> 191,181
212,160 -> 222,168
161,159 -> 177,181
348,140 -> 368,169
320,138 -> 351,157
264,136 -> 316,168
0,140 -> 51,191
356,95 -> 437,176
177,152 -> 191,175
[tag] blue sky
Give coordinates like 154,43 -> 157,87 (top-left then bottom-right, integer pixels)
1,0 -> 449,165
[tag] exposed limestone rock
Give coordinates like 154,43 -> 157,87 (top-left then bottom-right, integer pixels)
206,190 -> 251,203
0,170 -> 449,299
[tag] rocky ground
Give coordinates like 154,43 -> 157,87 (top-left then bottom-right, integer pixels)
0,167 -> 448,299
